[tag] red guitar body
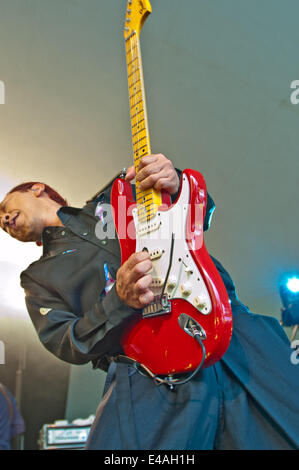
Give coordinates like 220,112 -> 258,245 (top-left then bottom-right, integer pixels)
111,169 -> 233,377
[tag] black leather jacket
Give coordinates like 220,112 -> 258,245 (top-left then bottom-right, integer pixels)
20,173 -> 240,371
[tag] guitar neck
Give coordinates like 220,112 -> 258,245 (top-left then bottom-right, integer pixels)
125,31 -> 162,223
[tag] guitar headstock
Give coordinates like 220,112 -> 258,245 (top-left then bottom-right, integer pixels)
124,0 -> 152,39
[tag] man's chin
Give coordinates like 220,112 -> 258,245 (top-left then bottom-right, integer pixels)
11,231 -> 38,243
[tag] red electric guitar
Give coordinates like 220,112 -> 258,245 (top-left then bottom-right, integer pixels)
111,0 -> 232,384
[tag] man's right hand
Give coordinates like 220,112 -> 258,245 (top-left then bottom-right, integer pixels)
116,251 -> 154,309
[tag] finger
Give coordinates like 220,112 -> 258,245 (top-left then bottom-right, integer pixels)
134,274 -> 153,293
125,165 -> 136,181
138,154 -> 159,169
137,153 -> 169,176
136,161 -> 164,183
138,167 -> 174,192
139,289 -> 154,305
130,259 -> 153,283
125,251 -> 151,270
153,176 -> 178,195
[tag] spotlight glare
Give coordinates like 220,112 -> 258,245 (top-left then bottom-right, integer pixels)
286,277 -> 299,294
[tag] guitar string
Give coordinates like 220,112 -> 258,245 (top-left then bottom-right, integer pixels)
128,32 -> 151,219
129,33 -> 142,168
128,33 -> 143,214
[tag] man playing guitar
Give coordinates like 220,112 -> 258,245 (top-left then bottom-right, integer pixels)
0,154 -> 298,449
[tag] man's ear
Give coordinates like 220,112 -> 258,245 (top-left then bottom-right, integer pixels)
30,183 -> 45,197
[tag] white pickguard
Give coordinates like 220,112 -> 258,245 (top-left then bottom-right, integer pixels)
132,175 -> 212,315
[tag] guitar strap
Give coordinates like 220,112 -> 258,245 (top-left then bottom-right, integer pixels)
85,169 -> 127,204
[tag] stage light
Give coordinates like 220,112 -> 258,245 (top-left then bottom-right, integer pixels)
279,273 -> 299,339
0,230 -> 41,317
286,277 -> 299,294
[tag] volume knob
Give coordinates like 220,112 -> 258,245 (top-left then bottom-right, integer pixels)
194,296 -> 207,310
180,283 -> 192,296
167,275 -> 177,290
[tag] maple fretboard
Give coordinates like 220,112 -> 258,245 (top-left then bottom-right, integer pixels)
125,31 -> 162,223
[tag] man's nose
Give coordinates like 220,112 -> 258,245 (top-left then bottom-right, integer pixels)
1,213 -> 10,226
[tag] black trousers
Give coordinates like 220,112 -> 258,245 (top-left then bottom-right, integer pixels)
86,309 -> 299,450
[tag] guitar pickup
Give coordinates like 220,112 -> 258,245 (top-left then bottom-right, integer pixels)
142,294 -> 171,318
149,248 -> 163,260
151,277 -> 164,287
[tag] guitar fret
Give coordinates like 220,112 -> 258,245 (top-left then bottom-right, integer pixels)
132,129 -> 145,139
130,108 -> 144,120
137,194 -> 152,202
130,98 -> 143,108
130,103 -> 144,117
127,67 -> 140,79
138,202 -> 154,211
128,61 -> 139,72
131,111 -> 144,122
125,33 -> 136,44
133,139 -> 147,152
128,78 -> 141,90
136,187 -> 154,196
132,123 -> 146,138
127,52 -> 138,63
125,34 -> 137,43
125,29 -> 162,217
128,79 -> 140,92
137,194 -> 155,202
142,201 -> 155,209
136,144 -> 148,152
138,206 -> 155,216
126,42 -> 138,54
134,145 -> 147,156
126,56 -> 138,67
133,128 -> 147,142
134,144 -> 148,157
136,189 -> 155,200
133,135 -> 147,148
129,89 -> 142,102
137,201 -> 153,208
132,118 -> 145,129
135,150 -> 148,159
138,213 -> 155,222
129,79 -> 142,95
137,203 -> 153,210
126,52 -> 139,67
138,213 -> 156,224
126,49 -> 138,59
127,62 -> 139,76
131,119 -> 146,133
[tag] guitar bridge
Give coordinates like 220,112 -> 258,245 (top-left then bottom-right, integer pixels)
142,294 -> 171,319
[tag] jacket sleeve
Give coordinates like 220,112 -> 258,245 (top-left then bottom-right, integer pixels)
21,271 -> 139,369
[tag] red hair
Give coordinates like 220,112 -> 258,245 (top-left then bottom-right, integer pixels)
8,182 -> 68,206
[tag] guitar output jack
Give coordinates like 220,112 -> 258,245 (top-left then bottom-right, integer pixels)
178,313 -> 207,340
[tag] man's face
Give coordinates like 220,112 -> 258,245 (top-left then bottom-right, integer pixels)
0,190 -> 45,242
